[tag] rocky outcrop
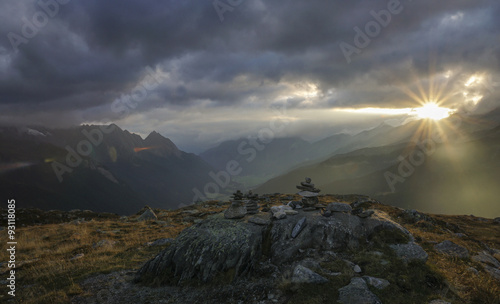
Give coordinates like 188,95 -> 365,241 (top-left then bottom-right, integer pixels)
136,208 -> 424,285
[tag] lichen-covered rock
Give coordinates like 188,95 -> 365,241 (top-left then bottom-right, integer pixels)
136,209 -> 418,284
270,209 -> 413,264
135,214 -> 264,284
327,202 -> 353,213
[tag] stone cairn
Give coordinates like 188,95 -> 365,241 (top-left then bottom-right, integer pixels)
224,190 -> 247,219
244,190 -> 259,215
296,177 -> 321,208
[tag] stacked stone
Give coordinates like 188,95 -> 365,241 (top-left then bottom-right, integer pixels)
296,177 -> 320,208
224,190 -> 247,219
245,190 -> 259,215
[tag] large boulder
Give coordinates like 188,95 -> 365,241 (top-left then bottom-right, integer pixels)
136,214 -> 264,283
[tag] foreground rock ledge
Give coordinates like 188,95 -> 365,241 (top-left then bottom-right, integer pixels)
135,209 -> 424,285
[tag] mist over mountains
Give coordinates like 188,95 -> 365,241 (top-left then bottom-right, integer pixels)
1,107 -> 499,217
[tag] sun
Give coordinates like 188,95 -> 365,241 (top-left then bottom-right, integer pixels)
413,102 -> 454,121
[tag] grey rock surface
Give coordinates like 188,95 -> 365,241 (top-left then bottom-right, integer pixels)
137,208 -> 157,221
327,202 -> 353,213
390,242 -> 428,263
434,240 -> 469,258
136,214 -> 264,283
291,217 -> 306,238
338,277 -> 383,304
224,202 -> 247,219
363,276 -> 390,290
290,265 -> 328,284
136,209 -> 419,285
248,216 -> 271,226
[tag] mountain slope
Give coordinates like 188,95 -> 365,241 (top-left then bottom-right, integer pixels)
255,123 -> 500,217
0,125 -> 217,214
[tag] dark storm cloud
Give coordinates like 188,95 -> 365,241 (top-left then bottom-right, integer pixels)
0,0 -> 499,135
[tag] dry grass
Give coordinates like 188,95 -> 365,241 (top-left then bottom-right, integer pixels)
0,201 -> 227,304
1,195 -> 499,303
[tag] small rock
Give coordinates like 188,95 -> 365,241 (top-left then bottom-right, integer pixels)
353,265 -> 362,273
322,210 -> 332,217
299,258 -> 321,270
291,265 -> 329,284
70,253 -> 85,261
483,264 -> 500,281
137,208 -> 157,221
271,205 -> 292,220
338,277 -> 382,304
248,216 -> 271,226
428,300 -> 451,304
93,239 -> 117,249
362,276 -> 390,290
327,202 -> 352,213
291,217 -> 307,238
494,217 -> 500,224
390,242 -> 428,263
224,202 -> 247,219
285,210 -> 299,215
467,267 -> 479,275
273,212 -> 286,220
434,240 -> 469,258
472,251 -> 500,268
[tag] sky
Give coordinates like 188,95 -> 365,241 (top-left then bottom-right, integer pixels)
1,0 -> 499,153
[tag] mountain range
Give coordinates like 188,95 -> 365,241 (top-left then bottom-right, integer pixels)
1,107 -> 500,216
254,112 -> 500,217
0,124 -> 217,214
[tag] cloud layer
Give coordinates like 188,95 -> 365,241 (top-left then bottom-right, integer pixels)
1,0 -> 499,151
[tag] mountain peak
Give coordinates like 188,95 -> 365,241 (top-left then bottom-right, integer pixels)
144,131 -> 182,158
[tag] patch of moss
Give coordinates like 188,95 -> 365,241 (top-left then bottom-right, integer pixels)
347,249 -> 451,304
